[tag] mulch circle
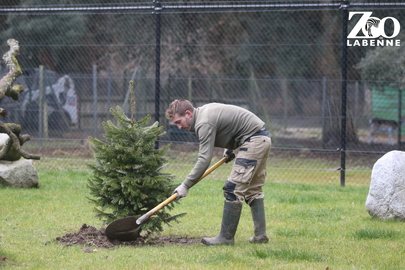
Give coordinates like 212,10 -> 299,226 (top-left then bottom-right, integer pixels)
54,224 -> 199,250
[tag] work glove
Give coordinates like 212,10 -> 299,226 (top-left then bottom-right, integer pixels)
223,149 -> 235,163
173,183 -> 189,200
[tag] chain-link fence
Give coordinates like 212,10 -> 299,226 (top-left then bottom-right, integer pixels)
0,1 -> 404,187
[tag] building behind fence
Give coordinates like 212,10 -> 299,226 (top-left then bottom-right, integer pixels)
0,1 -> 404,186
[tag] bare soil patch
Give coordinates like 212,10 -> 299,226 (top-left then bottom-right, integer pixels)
54,224 -> 199,249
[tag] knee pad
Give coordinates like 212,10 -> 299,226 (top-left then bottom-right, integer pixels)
223,181 -> 237,202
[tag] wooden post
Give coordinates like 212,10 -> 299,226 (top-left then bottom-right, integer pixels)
282,79 -> 288,134
93,64 -> 98,136
39,65 -> 48,139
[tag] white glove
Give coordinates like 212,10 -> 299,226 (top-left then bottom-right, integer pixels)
173,183 -> 189,200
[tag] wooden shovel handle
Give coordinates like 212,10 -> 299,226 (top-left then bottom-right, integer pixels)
136,157 -> 227,225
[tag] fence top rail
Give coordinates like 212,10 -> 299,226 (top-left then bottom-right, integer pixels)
1,1 -> 405,14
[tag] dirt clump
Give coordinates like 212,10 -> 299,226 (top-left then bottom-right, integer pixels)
55,224 -> 199,249
0,256 -> 7,265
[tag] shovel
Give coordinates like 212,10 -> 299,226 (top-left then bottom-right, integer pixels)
105,156 -> 228,241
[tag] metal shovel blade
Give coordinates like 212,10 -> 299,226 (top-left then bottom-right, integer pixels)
105,216 -> 141,241
105,157 -> 228,242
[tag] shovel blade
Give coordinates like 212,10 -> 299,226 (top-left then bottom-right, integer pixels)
105,216 -> 141,241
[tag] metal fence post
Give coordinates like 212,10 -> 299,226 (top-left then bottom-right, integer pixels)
154,0 -> 162,150
398,89 -> 402,147
340,0 -> 349,187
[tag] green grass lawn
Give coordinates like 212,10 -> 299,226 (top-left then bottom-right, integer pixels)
1,158 -> 403,270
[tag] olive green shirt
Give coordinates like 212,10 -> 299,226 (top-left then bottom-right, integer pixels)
183,103 -> 265,188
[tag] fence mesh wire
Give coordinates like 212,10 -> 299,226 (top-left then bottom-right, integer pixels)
0,1 -> 404,187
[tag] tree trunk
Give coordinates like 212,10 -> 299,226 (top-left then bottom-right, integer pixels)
318,9 -> 358,146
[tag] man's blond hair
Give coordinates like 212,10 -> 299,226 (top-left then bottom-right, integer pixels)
165,99 -> 194,120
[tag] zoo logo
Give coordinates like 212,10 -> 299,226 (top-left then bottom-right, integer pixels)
348,11 -> 401,39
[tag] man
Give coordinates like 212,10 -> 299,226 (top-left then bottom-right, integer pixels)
165,99 -> 271,245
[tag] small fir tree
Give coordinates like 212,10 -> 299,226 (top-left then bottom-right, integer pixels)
87,85 -> 180,236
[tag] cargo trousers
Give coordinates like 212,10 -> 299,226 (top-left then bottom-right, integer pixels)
223,131 -> 271,205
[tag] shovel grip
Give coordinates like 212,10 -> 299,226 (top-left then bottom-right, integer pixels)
136,156 -> 227,225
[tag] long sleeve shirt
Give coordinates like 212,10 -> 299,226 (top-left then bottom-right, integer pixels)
183,103 -> 265,188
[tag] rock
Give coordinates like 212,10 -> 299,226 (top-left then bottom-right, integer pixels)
365,150 -> 405,220
0,159 -> 38,188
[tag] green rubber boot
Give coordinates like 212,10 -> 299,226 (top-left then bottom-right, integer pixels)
249,198 -> 269,243
201,200 -> 242,246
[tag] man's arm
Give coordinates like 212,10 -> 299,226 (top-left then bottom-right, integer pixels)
183,124 -> 216,188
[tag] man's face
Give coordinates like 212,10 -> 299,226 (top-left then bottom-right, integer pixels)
172,110 -> 192,131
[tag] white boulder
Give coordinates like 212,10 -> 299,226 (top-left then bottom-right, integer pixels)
366,150 -> 405,220
0,159 -> 38,188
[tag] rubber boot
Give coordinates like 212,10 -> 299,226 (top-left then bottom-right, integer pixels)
201,200 -> 242,246
249,198 -> 269,243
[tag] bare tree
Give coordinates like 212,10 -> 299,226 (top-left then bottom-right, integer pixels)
0,39 -> 40,161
